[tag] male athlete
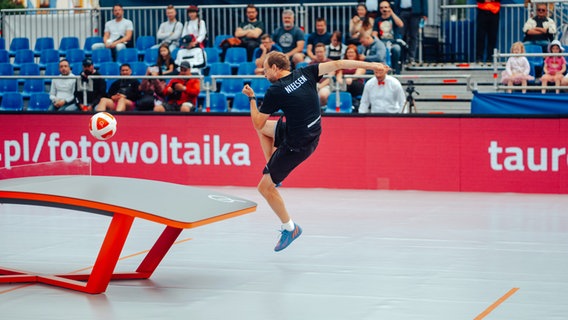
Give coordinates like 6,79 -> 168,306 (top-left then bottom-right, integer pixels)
242,51 -> 388,251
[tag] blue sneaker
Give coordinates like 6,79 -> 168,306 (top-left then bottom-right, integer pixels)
274,224 -> 302,252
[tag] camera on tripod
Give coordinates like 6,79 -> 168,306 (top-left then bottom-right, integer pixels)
406,80 -> 419,97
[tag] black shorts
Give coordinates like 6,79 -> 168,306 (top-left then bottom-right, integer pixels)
262,118 -> 320,184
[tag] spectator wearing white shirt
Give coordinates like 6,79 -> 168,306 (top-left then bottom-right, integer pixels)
49,59 -> 78,112
92,4 -> 134,61
154,5 -> 183,52
359,67 -> 406,113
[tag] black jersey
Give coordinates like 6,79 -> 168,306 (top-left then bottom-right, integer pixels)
260,64 -> 323,149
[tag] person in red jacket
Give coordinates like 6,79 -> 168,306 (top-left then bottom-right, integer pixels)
158,61 -> 200,112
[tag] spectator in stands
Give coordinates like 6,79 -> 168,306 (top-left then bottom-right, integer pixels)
309,43 -> 333,106
96,63 -> 140,112
254,34 -> 282,75
49,59 -> 78,112
272,9 -> 305,66
373,1 -> 404,74
348,3 -> 374,46
154,4 -> 183,52
156,43 -> 176,75
326,31 -> 347,61
540,40 -> 565,94
92,4 -> 134,61
159,61 -> 200,112
476,0 -> 501,64
358,33 -> 387,64
305,18 -> 332,62
359,65 -> 406,113
393,0 -> 428,65
181,5 -> 207,49
336,44 -> 366,112
522,3 -> 556,53
234,4 -> 265,61
136,66 -> 167,111
75,58 -> 106,112
500,42 -> 533,94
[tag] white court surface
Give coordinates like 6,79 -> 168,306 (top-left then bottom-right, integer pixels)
1,187 -> 568,320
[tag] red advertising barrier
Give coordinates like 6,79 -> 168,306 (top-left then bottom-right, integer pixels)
1,114 -> 567,194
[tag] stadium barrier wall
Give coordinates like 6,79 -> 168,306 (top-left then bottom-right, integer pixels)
1,114 -> 567,194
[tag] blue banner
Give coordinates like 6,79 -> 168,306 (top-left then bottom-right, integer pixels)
471,91 -> 568,114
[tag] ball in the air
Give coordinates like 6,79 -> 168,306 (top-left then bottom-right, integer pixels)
89,112 -> 117,140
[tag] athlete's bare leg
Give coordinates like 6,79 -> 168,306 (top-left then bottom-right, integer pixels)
258,174 -> 290,224
256,119 -> 277,161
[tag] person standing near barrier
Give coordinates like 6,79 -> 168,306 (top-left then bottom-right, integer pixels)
92,4 -> 134,61
475,0 -> 501,65
241,51 -> 388,251
154,5 -> 183,52
359,66 -> 405,113
393,0 -> 428,65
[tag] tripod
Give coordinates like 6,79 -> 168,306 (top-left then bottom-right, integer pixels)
403,80 -> 419,113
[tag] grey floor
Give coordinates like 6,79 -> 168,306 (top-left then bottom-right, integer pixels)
1,187 -> 568,320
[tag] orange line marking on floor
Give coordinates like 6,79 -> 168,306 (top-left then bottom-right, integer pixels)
0,284 -> 35,294
474,287 -> 519,320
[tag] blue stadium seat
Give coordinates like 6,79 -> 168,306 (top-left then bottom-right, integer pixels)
38,48 -> 60,69
91,49 -> 112,68
136,36 -> 156,57
70,62 -> 83,75
0,63 -> 13,75
83,36 -> 103,56
44,62 -> 60,83
22,79 -> 45,98
219,78 -> 244,99
8,37 -> 30,56
213,34 -> 232,56
66,48 -> 85,64
230,92 -> 250,112
0,38 -> 5,50
33,37 -> 55,56
0,50 -> 10,64
295,61 -> 308,69
98,61 -> 120,75
27,92 -> 51,111
525,44 -> 544,76
130,61 -> 148,76
225,47 -> 247,69
0,92 -> 23,111
0,79 -> 18,95
325,92 -> 353,113
207,62 -> 232,86
249,78 -> 271,99
206,92 -> 228,112
204,47 -> 219,63
58,36 -> 80,56
117,48 -> 139,64
143,47 -> 159,67
12,49 -> 34,69
237,62 -> 256,76
18,62 -> 40,84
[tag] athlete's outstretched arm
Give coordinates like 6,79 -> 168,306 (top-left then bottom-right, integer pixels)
318,60 -> 389,77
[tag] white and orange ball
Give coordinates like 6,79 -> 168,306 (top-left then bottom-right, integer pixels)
89,112 -> 117,140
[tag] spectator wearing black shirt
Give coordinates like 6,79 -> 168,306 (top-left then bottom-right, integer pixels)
96,63 -> 140,112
